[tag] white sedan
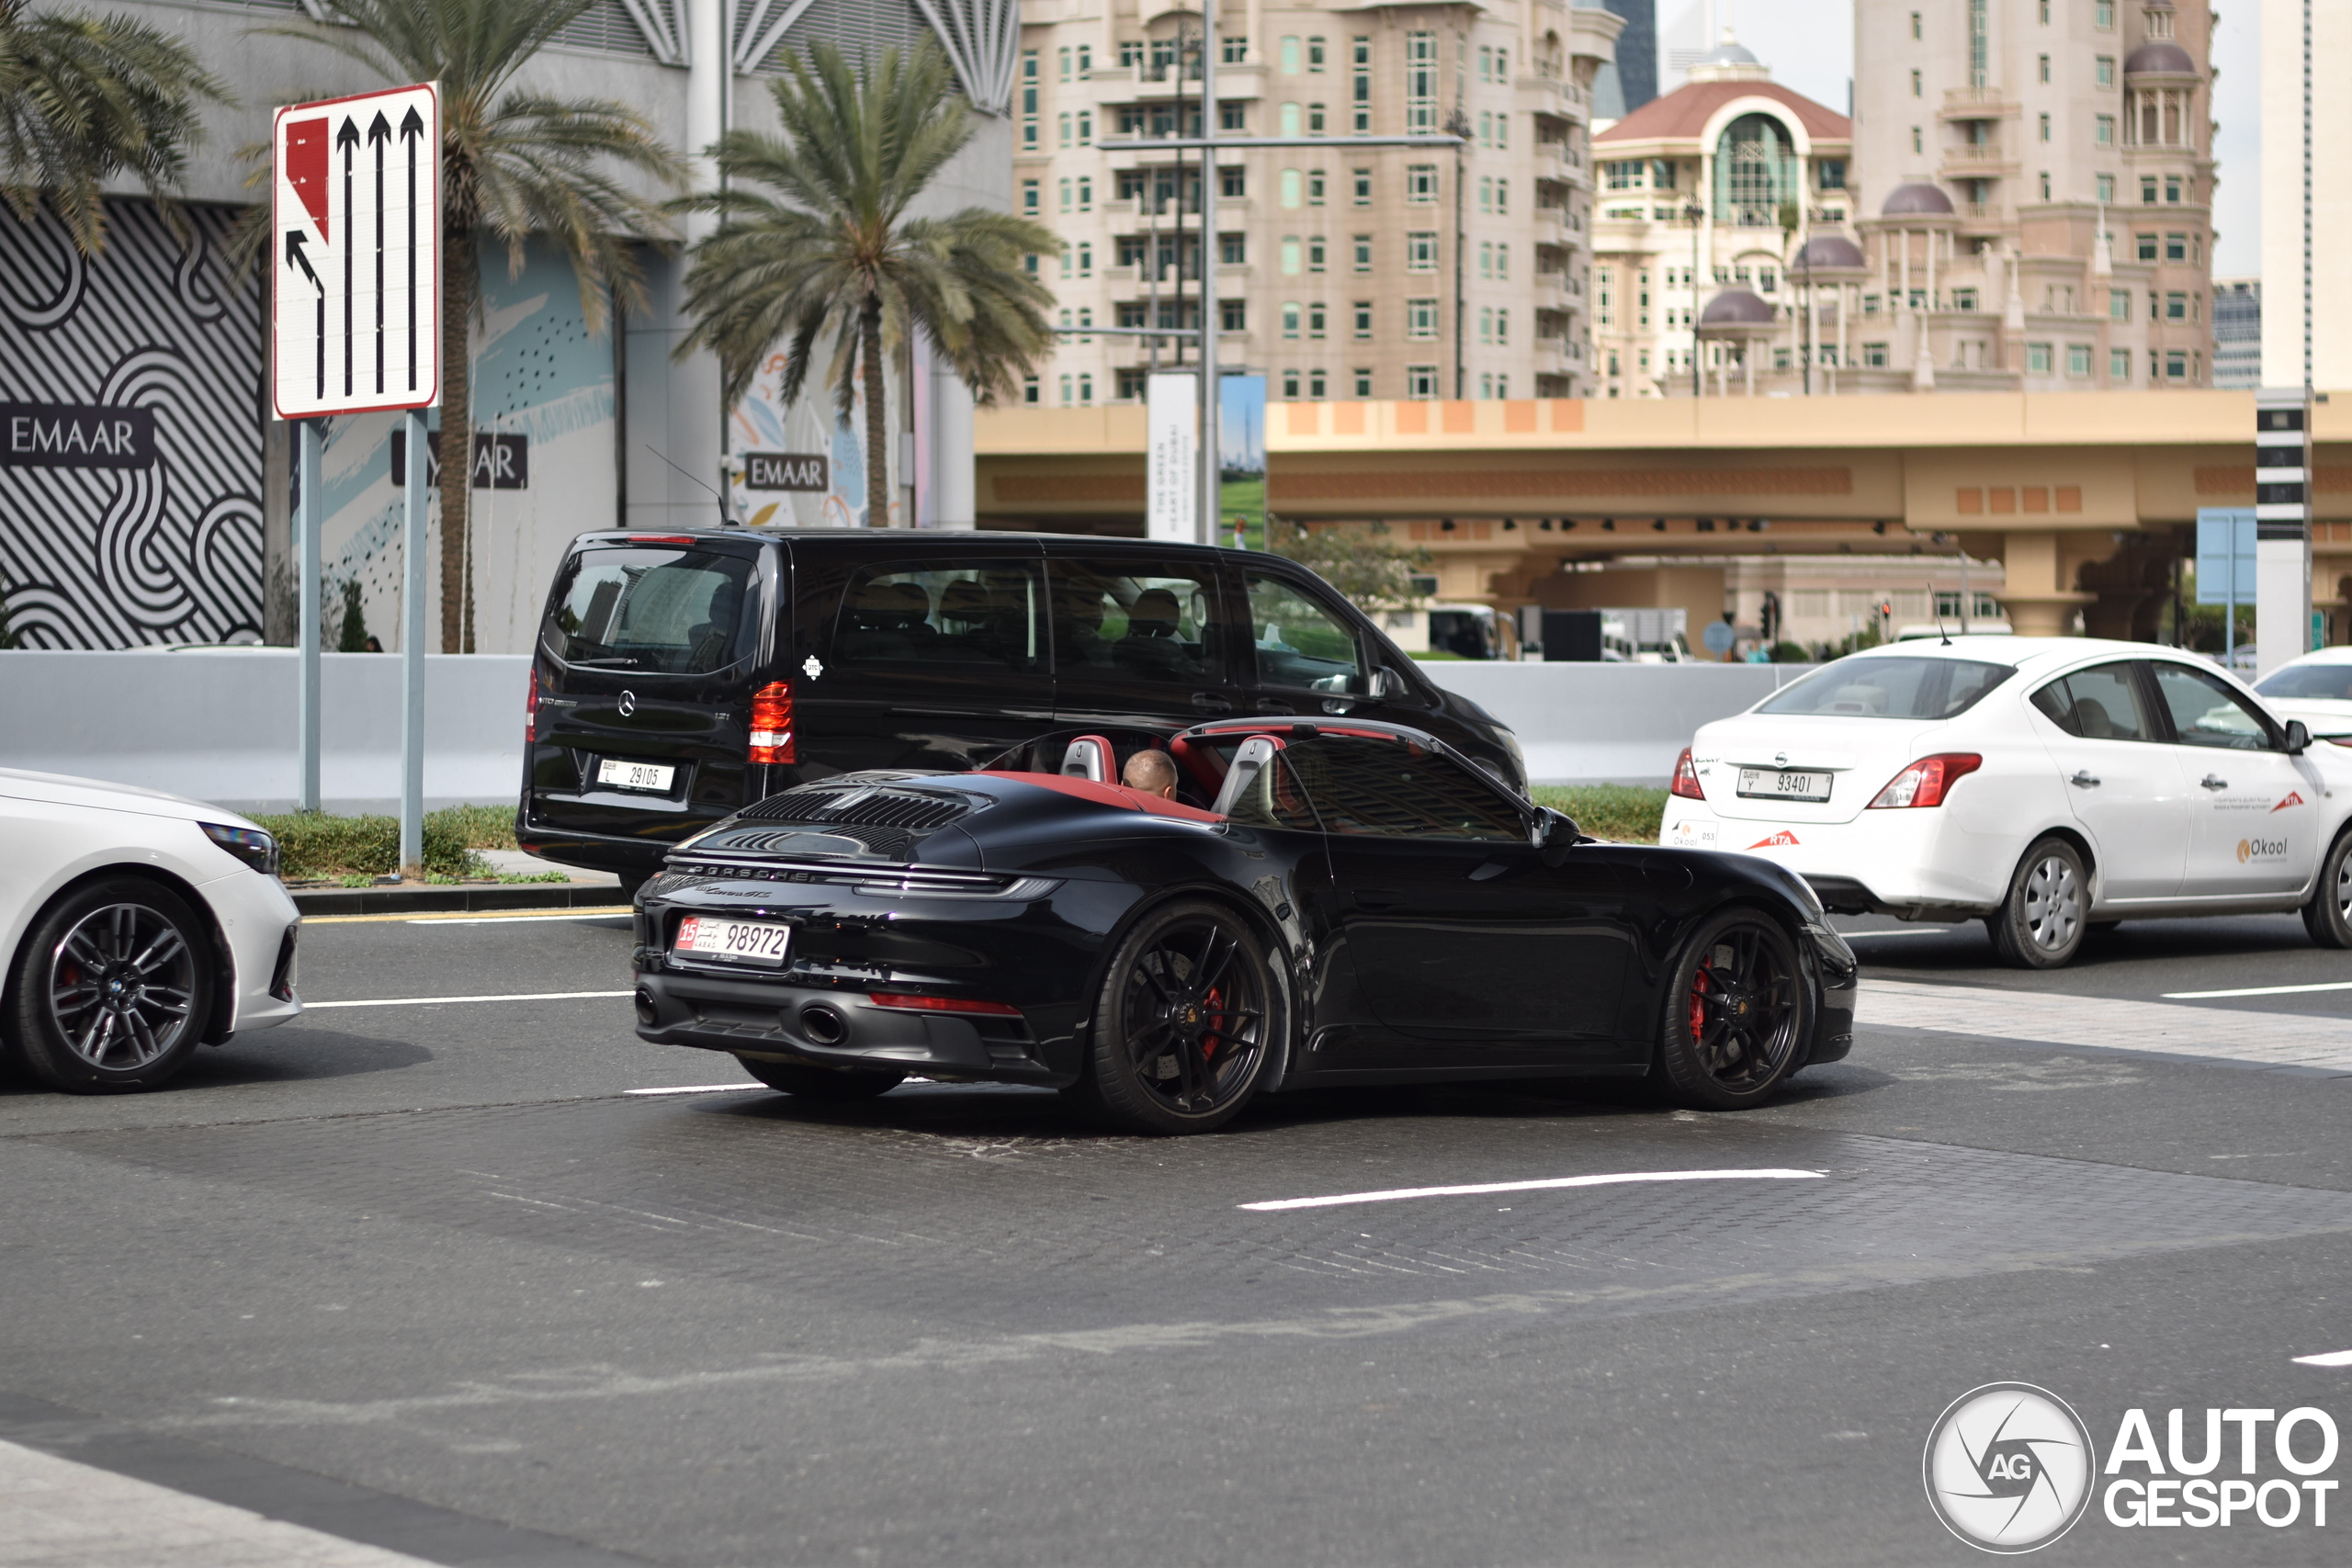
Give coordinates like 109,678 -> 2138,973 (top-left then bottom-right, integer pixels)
2253,647 -> 2352,744
0,769 -> 301,1090
1658,637 -> 2352,968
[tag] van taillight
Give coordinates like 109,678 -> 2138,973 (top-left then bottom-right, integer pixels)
749,680 -> 795,764
526,668 -> 540,745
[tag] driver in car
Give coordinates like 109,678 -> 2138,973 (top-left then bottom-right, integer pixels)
1121,749 -> 1180,800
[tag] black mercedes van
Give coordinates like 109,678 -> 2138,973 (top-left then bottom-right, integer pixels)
516,528 -> 1527,894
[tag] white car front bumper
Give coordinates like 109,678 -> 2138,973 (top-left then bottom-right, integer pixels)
197,868 -> 302,1034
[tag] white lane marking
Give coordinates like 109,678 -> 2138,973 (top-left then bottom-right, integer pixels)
1840,928 -> 1958,939
2164,980 -> 2352,999
303,990 -> 633,1010
625,1084 -> 763,1097
406,913 -> 628,926
1238,1168 -> 1826,1213
2292,1348 -> 2352,1368
1858,979 -> 2352,1073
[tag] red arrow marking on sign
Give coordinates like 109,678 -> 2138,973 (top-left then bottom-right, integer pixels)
284,117 -> 330,239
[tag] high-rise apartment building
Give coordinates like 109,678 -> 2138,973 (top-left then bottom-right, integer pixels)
1599,0 -> 1658,111
1851,0 -> 2216,391
2260,0 -> 2351,388
1017,3 -> 1621,410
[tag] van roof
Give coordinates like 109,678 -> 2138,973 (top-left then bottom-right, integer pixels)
573,527 -> 1259,555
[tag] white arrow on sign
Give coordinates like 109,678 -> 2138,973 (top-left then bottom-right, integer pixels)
272,83 -> 440,420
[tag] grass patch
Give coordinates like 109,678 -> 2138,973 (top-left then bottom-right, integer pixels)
1531,784 -> 1668,846
251,805 -> 512,881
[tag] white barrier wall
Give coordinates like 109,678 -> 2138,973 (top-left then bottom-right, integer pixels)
0,650 -> 1804,814
1419,661 -> 1812,786
0,650 -> 528,815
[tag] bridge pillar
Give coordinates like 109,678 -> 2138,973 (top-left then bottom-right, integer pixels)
1985,529 -> 2095,637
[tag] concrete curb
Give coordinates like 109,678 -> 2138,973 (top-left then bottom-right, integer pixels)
289,883 -> 632,918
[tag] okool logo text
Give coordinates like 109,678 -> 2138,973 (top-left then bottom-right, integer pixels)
2104,1406 -> 2339,1529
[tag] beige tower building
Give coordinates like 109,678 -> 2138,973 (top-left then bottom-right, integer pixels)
1015,2 -> 1620,409
1851,0 -> 2217,392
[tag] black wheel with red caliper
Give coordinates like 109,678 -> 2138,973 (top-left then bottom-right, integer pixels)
1075,899 -> 1281,1134
1654,908 -> 1810,1111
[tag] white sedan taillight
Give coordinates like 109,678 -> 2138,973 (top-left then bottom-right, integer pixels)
1670,747 -> 1705,800
1867,752 -> 1982,809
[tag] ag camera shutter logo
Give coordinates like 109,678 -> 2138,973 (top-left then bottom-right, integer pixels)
1923,1382 -> 2095,1552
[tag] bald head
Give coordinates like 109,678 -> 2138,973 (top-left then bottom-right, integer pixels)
1122,749 -> 1178,799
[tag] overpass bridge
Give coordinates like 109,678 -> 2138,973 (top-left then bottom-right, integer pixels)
974,390 -> 2352,641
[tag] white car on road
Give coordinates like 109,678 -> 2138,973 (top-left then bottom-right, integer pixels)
0,769 -> 301,1090
2253,646 -> 2352,744
1659,637 -> 2352,967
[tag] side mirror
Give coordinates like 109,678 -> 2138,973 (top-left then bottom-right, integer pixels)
2285,719 -> 2311,756
1533,807 -> 1581,862
1367,667 -> 1405,700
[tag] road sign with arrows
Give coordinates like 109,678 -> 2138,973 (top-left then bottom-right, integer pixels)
272,84 -> 439,420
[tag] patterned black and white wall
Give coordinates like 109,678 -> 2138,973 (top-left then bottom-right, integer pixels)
0,201 -> 265,649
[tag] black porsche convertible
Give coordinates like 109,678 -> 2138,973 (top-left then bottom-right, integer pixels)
630,718 -> 1859,1134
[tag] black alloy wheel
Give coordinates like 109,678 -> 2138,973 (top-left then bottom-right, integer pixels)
1079,899 -> 1279,1134
1986,835 -> 2088,969
1655,908 -> 1808,1111
6,879 -> 214,1093
737,1055 -> 906,1100
2303,829 -> 2352,949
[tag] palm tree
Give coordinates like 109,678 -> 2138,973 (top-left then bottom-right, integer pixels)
677,40 -> 1058,527
0,0 -> 230,252
270,0 -> 684,651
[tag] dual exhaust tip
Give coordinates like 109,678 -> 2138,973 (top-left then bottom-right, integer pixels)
636,986 -> 848,1047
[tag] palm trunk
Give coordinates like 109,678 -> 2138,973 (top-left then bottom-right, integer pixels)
438,223 -> 475,651
861,294 -> 888,527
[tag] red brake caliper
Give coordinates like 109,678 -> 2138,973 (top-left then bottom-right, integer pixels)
1201,985 -> 1224,1060
1687,963 -> 1711,1038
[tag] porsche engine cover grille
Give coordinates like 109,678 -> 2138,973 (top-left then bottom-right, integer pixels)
739,785 -> 973,832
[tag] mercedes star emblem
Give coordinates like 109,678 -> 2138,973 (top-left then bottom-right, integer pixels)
617,691 -> 637,717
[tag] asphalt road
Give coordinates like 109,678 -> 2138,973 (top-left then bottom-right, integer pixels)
0,906 -> 2347,1566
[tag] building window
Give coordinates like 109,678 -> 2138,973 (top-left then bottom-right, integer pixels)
1354,367 -> 1373,398
2110,347 -> 2131,381
2165,291 -> 2187,321
1478,176 -> 1491,214
1352,234 -> 1373,272
2142,175 -> 2158,203
2027,342 -> 2053,374
1282,237 -> 1301,275
2039,54 -> 2051,85
2094,0 -> 2113,28
1912,126 -> 1923,155
1953,288 -> 1979,310
1020,51 -> 1037,149
1494,309 -> 1508,344
1652,159 -> 1678,190
2136,232 -> 2157,261
1968,0 -> 1989,85
1221,101 -> 1246,130
1280,102 -> 1301,138
1221,299 -> 1247,332
1021,178 -> 1038,215
1077,243 -> 1091,276
1223,35 -> 1247,64
2039,112 -> 2051,142
2097,172 -> 2114,202
1057,177 -> 1070,213
1219,231 -> 1246,265
1281,169 -> 1302,209
1352,301 -> 1372,338
1281,35 -> 1300,73
1478,305 -> 1493,344
2066,344 -> 2091,377
1306,102 -> 1327,136
1023,253 -> 1037,276
1407,232 -> 1438,270
1308,171 -> 1326,205
1606,160 -> 1641,190
2165,232 -> 2186,261
2109,289 -> 2129,321
1283,302 -> 1301,339
1863,343 -> 1889,367
1910,11 -> 1922,40
1352,37 -> 1372,133
1407,164 -> 1437,202
1308,36 -> 1326,71
2166,351 -> 2187,380
2165,176 -> 2182,204
1058,112 -> 1070,149
1407,299 -> 1438,339
2040,170 -> 2052,199
1407,365 -> 1438,399
1352,168 -> 1372,205
1494,178 -> 1508,215
1308,236 -> 1326,272
1023,376 -> 1038,405
1058,374 -> 1071,405
2096,55 -> 2115,87
1282,370 -> 1299,400
1817,159 -> 1847,191
1495,243 -> 1509,280
1911,69 -> 1922,97
1078,176 -> 1092,211
1406,31 -> 1436,133
1309,304 -> 1327,339
1222,166 -> 1246,199
1309,370 -> 1327,399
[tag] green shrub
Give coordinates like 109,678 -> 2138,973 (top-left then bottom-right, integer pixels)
1530,784 -> 1668,845
251,806 -> 500,880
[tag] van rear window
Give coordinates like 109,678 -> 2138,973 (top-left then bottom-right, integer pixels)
544,547 -> 758,674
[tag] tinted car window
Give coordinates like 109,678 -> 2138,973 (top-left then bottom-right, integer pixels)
544,547 -> 758,674
1052,560 -> 1224,685
1758,656 -> 2011,718
1245,571 -> 1366,693
2030,662 -> 2154,741
2256,662 -> 2352,701
2150,662 -> 2277,750
1284,735 -> 1525,840
834,561 -> 1045,672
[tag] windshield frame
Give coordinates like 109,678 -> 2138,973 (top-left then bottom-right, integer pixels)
1754,654 -> 2016,721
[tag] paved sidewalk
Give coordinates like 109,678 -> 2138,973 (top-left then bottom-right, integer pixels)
0,1438 -> 431,1568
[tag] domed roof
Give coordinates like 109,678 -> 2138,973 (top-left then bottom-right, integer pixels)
1696,38 -> 1759,68
1699,288 -> 1775,327
2124,41 -> 2197,74
1794,233 -> 1866,269
1881,181 -> 1955,216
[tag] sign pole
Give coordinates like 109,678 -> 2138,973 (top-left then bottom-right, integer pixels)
400,407 -> 428,875
297,419 -> 322,813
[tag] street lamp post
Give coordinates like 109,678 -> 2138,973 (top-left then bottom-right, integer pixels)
1686,202 -> 1704,398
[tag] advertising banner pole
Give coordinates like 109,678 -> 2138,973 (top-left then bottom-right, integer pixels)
296,419 -> 322,813
400,408 -> 428,875
1197,0 -> 1218,547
